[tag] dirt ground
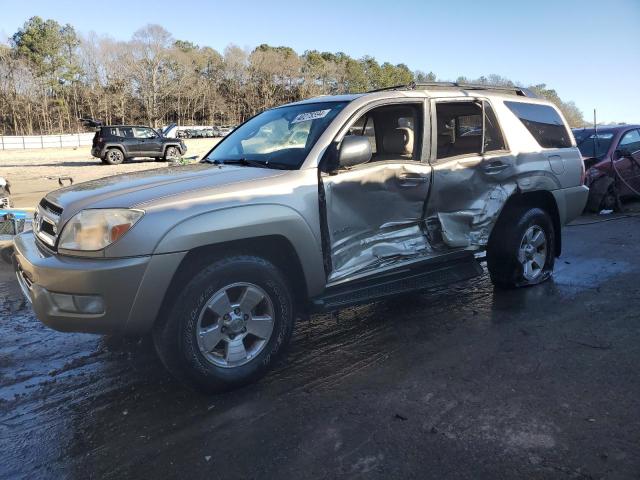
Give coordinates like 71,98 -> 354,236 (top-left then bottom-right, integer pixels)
0,138 -> 218,208
1,210 -> 639,479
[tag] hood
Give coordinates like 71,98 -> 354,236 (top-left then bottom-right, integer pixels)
161,123 -> 177,138
45,163 -> 287,221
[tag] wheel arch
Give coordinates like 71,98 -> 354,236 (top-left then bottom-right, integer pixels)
152,205 -> 327,314
162,143 -> 182,155
159,235 -> 310,320
495,190 -> 562,257
103,144 -> 126,158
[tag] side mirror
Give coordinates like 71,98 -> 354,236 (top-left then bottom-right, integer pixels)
614,148 -> 630,159
338,136 -> 372,168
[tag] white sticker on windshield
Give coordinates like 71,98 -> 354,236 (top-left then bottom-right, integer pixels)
291,109 -> 330,124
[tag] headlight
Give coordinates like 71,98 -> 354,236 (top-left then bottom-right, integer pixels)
58,209 -> 144,251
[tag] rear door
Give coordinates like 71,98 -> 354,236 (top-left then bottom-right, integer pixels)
320,99 -> 432,282
425,98 -> 512,248
117,127 -> 138,155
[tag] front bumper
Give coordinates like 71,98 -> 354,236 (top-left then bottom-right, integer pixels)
13,232 -> 185,335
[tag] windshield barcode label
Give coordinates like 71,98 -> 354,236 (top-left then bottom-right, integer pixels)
291,109 -> 331,124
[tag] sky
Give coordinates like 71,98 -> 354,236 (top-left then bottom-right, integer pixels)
1,0 -> 639,124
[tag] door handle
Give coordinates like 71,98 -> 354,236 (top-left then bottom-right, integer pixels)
482,161 -> 509,173
398,173 -> 428,186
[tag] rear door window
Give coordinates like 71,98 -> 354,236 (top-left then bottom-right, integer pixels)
119,127 -> 134,138
435,101 -> 506,159
505,101 -> 571,148
483,102 -> 506,152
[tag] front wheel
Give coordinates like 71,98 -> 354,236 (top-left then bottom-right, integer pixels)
164,146 -> 179,161
487,207 -> 555,289
153,255 -> 294,392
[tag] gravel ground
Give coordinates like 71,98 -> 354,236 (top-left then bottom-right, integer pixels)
0,211 -> 639,479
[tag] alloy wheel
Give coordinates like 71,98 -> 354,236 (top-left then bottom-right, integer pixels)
196,282 -> 275,368
518,225 -> 547,281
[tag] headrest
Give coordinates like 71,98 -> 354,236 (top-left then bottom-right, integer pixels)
383,127 -> 414,155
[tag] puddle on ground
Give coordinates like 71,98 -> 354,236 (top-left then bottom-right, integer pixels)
553,258 -> 632,290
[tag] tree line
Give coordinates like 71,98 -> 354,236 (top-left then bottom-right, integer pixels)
0,16 -> 587,136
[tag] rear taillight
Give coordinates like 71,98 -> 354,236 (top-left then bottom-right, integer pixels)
580,158 -> 586,184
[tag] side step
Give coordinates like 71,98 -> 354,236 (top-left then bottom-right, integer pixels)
310,254 -> 483,312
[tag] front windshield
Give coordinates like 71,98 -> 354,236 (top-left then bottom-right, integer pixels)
205,101 -> 348,169
573,130 -> 615,158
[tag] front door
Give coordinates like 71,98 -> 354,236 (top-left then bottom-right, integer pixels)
320,101 -> 432,282
614,129 -> 640,195
132,127 -> 162,155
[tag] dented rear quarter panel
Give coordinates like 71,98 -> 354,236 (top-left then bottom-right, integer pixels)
424,95 -> 584,250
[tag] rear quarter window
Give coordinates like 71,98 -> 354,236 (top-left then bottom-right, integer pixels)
505,101 -> 572,149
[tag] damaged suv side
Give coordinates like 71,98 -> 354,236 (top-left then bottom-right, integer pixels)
14,83 -> 588,392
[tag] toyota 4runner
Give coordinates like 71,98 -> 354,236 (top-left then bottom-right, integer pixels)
15,83 -> 589,392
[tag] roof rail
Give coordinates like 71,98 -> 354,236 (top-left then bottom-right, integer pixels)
367,82 -> 416,93
366,82 -> 538,98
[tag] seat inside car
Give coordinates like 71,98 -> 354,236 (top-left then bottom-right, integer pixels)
436,102 -> 483,159
380,127 -> 414,159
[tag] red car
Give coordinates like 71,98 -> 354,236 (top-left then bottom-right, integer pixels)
574,125 -> 640,211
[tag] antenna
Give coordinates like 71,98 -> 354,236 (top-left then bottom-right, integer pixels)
593,109 -> 597,159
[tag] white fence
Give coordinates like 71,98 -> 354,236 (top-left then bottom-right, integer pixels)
0,133 -> 95,150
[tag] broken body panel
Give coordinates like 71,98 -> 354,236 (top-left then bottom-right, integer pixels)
316,91 -> 584,283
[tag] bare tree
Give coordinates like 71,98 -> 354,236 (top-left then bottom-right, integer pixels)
0,17 -> 586,134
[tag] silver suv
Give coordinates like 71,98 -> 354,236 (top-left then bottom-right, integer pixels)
14,83 -> 588,392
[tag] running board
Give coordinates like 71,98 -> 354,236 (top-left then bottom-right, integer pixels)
310,254 -> 483,312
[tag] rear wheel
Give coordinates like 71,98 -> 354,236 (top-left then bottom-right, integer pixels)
153,255 -> 294,392
487,207 -> 555,288
103,148 -> 124,165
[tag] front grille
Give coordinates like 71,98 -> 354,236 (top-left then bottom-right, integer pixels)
39,198 -> 63,216
34,198 -> 63,249
40,219 -> 56,237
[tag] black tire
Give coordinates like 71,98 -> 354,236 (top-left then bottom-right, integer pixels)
585,179 -> 618,213
153,255 -> 294,393
103,148 -> 125,165
487,206 -> 555,289
598,183 -> 619,212
164,146 -> 179,161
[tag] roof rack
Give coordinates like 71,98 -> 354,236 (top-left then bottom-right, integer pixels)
367,81 -> 538,98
